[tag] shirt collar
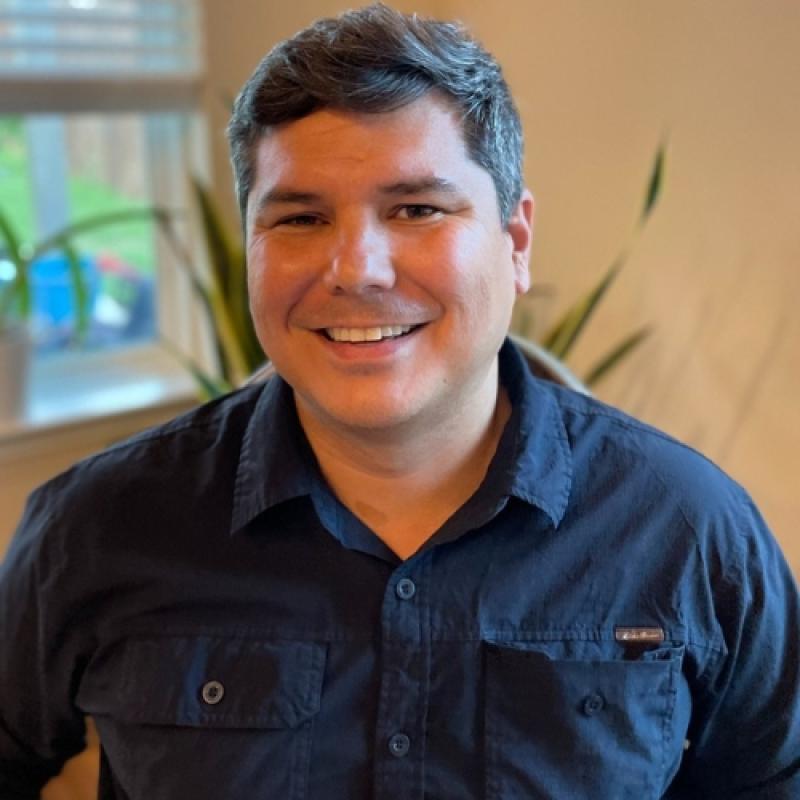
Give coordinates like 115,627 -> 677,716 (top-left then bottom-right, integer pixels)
230,338 -> 573,535
231,375 -> 319,535
496,339 -> 573,527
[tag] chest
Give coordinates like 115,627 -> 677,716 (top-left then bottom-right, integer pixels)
75,507 -> 706,799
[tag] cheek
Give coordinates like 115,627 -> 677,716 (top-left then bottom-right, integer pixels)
428,230 -> 514,313
246,263 -> 276,330
246,244 -> 313,327
407,227 -> 480,295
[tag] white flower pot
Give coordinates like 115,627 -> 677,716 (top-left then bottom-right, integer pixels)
0,325 -> 32,422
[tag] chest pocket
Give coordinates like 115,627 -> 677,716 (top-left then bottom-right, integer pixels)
76,635 -> 326,800
484,641 -> 684,800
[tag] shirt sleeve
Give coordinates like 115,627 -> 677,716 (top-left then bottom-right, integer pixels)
677,493 -> 800,798
0,482 -> 90,798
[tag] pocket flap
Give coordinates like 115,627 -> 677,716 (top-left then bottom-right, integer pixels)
485,641 -> 684,713
77,636 -> 326,729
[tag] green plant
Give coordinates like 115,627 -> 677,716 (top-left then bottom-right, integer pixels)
155,178 -> 262,399
0,207 -> 164,337
513,142 -> 665,388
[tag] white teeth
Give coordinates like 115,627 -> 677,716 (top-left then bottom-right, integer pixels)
326,324 -> 413,342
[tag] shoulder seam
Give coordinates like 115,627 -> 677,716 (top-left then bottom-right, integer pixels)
556,392 -> 754,502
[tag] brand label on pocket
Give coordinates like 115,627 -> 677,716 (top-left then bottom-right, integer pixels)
614,626 -> 665,643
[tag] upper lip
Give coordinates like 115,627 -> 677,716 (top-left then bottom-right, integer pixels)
312,320 -> 428,330
317,322 -> 420,329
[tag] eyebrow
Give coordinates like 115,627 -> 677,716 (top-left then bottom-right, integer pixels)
252,176 -> 463,216
377,177 -> 463,196
253,189 -> 322,214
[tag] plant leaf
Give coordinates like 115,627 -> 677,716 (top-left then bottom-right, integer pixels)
584,326 -> 651,387
188,178 -> 255,384
191,178 -> 239,303
639,140 -> 666,228
60,242 -> 90,339
188,177 -> 262,384
148,209 -> 212,303
144,206 -> 238,379
0,207 -> 29,324
227,247 -> 262,373
21,208 -> 166,338
31,208 -> 167,259
541,256 -> 624,360
0,206 -> 23,258
183,358 -> 232,401
160,337 -> 232,400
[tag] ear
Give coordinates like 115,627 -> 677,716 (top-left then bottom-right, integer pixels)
506,189 -> 534,295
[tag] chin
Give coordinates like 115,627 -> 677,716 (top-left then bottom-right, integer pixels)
294,380 -> 439,433
315,399 -> 422,433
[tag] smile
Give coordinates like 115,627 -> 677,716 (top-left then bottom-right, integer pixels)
324,324 -> 416,343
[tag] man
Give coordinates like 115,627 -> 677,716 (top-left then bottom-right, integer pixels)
1,4 -> 798,798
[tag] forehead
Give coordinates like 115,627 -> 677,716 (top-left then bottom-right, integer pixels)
249,94 -> 480,193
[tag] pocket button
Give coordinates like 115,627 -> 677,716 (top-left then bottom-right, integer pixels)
582,692 -> 605,716
201,680 -> 225,705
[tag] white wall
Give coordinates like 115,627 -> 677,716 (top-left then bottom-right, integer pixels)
198,0 -> 798,574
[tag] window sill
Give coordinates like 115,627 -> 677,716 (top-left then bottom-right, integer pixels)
0,345 -> 199,460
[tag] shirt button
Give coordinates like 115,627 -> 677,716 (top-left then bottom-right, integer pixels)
388,732 -> 411,757
396,578 -> 416,600
201,680 -> 225,705
582,693 -> 605,716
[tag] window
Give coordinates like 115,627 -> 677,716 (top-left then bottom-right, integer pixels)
0,0 -> 205,359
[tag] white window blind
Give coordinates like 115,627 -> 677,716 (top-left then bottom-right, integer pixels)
0,0 -> 202,111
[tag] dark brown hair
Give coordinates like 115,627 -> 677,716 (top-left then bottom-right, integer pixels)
227,3 -> 523,226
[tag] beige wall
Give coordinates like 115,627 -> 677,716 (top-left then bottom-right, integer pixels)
201,0 -> 799,573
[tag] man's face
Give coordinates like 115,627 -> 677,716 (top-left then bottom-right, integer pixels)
245,94 -> 532,437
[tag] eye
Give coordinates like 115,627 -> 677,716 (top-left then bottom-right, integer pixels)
277,214 -> 324,227
394,204 -> 442,221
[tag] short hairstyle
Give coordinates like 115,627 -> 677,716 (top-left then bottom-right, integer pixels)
227,3 -> 523,227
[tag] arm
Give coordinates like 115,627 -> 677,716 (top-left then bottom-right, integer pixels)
676,495 -> 800,798
0,485 -> 90,798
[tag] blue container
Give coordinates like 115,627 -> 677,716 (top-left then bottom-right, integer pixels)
29,252 -> 98,325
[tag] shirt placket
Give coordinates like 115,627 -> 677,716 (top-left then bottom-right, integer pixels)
373,556 -> 430,800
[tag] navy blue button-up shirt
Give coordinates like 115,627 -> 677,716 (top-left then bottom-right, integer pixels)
1,340 -> 798,798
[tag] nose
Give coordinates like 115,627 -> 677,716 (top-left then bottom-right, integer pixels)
322,216 -> 396,294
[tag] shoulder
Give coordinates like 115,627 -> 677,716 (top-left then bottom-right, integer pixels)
533,383 -> 797,660
538,381 -> 755,545
26,384 -> 266,526
2,384 -> 273,593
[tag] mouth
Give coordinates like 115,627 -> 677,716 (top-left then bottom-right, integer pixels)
321,324 -> 420,343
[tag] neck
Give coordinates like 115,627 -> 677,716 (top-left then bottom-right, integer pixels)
296,364 -> 510,559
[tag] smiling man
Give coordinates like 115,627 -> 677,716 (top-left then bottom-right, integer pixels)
1,4 -> 799,799
243,96 -> 532,558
